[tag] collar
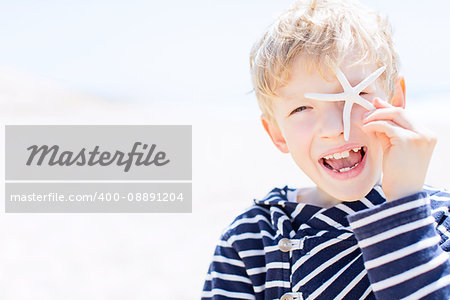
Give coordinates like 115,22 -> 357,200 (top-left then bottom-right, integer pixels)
253,185 -> 387,233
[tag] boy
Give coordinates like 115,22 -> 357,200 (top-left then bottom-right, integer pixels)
202,0 -> 450,299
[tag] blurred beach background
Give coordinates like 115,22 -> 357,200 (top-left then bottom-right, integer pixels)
1,0 -> 449,299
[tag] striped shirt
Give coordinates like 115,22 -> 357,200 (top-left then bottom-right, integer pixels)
201,185 -> 450,299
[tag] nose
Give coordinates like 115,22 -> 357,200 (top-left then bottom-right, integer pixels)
318,102 -> 345,139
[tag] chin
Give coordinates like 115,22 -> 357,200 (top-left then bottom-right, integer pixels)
327,164 -> 382,202
328,183 -> 374,202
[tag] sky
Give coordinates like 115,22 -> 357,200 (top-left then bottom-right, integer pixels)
0,0 -> 449,106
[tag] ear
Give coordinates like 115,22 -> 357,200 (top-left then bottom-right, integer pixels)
392,75 -> 406,108
261,114 -> 289,153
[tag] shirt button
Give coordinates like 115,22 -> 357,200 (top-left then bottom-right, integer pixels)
280,294 -> 294,300
278,238 -> 292,252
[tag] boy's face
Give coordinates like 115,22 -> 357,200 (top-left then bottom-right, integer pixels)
263,54 -> 394,202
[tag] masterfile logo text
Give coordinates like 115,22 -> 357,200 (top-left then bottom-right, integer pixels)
26,142 -> 170,172
6,125 -> 191,180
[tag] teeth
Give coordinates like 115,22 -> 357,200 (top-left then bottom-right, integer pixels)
333,162 -> 360,173
323,147 -> 362,161
340,151 -> 350,158
333,152 -> 342,159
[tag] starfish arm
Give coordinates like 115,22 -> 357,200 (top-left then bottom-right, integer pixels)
355,96 -> 376,111
342,101 -> 353,141
302,65 -> 386,140
335,68 -> 353,91
304,92 -> 346,102
354,66 -> 387,94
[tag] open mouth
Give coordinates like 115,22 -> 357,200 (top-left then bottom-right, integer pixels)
319,146 -> 367,173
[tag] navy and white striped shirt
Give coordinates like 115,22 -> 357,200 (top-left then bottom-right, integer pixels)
202,185 -> 450,299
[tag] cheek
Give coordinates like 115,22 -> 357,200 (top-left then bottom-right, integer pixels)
283,120 -> 314,154
351,105 -> 367,123
286,118 -> 314,138
364,131 -> 383,168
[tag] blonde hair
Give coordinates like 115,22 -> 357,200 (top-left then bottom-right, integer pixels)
250,0 -> 400,123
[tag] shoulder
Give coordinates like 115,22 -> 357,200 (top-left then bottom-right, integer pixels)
424,185 -> 450,208
221,204 -> 273,243
424,185 -> 449,196
219,186 -> 292,245
423,185 -> 450,250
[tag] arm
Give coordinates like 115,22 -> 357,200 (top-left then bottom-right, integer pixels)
347,191 -> 450,299
201,234 -> 256,300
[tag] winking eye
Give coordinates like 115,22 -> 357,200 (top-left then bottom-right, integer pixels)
304,66 -> 386,141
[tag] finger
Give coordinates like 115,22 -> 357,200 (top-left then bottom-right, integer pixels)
363,107 -> 414,130
362,120 -> 414,142
375,131 -> 391,152
372,97 -> 393,109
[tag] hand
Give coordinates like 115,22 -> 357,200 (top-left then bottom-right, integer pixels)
362,98 -> 437,201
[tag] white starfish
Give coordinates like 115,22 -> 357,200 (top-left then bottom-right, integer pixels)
304,65 -> 386,141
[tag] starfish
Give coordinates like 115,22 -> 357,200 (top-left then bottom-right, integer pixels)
304,65 -> 386,141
